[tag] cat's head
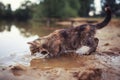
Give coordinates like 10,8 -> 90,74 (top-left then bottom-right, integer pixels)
27,38 -> 49,56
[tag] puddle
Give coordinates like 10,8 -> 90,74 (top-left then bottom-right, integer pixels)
30,54 -> 95,69
0,53 -> 32,66
0,53 -> 95,68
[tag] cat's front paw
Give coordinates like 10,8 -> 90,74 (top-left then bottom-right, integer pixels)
76,46 -> 90,55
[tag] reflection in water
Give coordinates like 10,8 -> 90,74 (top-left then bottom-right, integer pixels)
0,21 -> 65,65
0,24 -> 38,57
0,21 -> 12,32
0,22 -> 44,58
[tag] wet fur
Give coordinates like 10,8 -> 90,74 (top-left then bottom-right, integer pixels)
28,6 -> 111,58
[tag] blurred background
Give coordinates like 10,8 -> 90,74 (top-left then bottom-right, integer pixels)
0,0 -> 120,21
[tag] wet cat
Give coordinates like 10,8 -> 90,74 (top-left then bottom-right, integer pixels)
28,6 -> 111,58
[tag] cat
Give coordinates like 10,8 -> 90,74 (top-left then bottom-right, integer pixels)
28,6 -> 111,58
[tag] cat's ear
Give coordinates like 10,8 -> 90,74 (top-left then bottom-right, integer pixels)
27,42 -> 34,45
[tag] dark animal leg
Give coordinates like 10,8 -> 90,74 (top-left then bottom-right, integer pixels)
89,38 -> 99,54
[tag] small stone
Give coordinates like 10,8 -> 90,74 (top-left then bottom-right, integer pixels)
104,43 -> 110,46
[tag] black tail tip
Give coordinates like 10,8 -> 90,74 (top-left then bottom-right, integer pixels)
104,4 -> 111,12
105,4 -> 109,7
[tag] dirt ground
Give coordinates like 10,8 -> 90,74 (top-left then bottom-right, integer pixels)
0,18 -> 120,80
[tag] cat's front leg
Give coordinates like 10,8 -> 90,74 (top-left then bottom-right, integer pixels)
76,38 -> 99,55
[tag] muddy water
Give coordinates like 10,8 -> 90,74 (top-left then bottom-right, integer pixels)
0,21 -> 120,80
30,54 -> 95,69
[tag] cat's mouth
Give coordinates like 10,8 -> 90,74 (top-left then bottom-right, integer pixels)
32,50 -> 49,58
41,50 -> 49,55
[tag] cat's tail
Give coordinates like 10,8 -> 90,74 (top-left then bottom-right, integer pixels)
95,5 -> 112,29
